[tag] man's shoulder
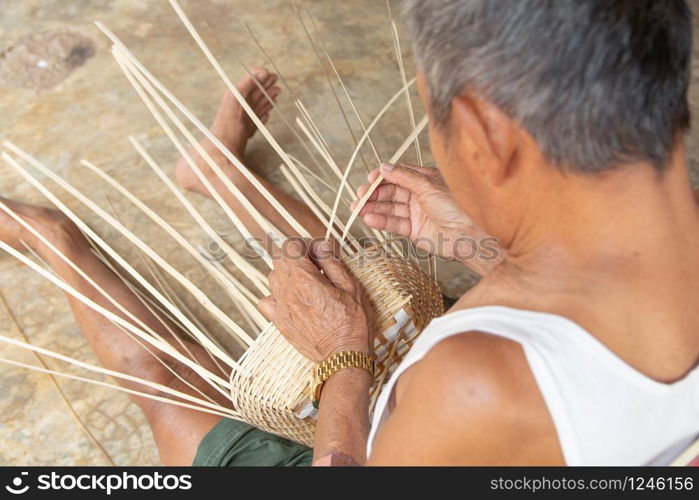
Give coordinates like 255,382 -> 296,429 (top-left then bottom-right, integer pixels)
407,332 -> 535,410
391,331 -> 564,464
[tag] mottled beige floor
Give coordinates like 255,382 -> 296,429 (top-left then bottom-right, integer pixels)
0,0 -> 698,466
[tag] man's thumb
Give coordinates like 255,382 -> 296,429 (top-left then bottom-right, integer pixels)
258,296 -> 277,322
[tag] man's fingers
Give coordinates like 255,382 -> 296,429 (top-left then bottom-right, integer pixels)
310,240 -> 358,295
379,162 -> 435,196
392,163 -> 439,177
258,296 -> 277,321
367,168 -> 382,184
355,182 -> 412,207
269,238 -> 314,294
283,238 -> 310,260
360,201 -> 411,218
372,184 -> 412,204
362,213 -> 412,237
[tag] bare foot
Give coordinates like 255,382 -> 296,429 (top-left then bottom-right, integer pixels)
175,67 -> 281,196
0,197 -> 84,253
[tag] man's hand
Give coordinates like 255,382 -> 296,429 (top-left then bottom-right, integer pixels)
355,163 -> 503,274
259,239 -> 373,362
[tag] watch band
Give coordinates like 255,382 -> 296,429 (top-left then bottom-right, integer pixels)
310,351 -> 375,409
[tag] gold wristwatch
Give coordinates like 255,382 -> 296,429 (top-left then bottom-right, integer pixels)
310,351 -> 374,409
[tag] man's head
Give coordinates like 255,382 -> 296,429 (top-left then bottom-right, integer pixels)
406,0 -> 693,241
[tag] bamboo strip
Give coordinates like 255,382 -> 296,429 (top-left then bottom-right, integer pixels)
4,147 -> 254,349
96,23 -> 311,242
90,244 -> 222,371
207,259 -> 258,305
243,22 -> 341,189
117,259 -> 229,393
112,48 -> 279,267
124,242 -> 231,382
0,237 -> 233,390
295,117 -> 358,202
6,200 -> 197,376
293,98 -> 379,243
340,115 -> 429,241
278,163 -> 354,239
93,206 -> 247,389
127,137 -> 269,294
278,165 -> 354,254
287,154 -> 341,197
296,114 -> 393,246
235,57 -> 329,175
342,78 -> 417,182
0,356 -> 236,420
295,100 -> 332,153
287,154 -> 360,218
0,199 -> 227,402
206,259 -> 265,333
0,290 -> 116,465
294,4 -> 371,172
1,149 -> 239,375
213,67 -> 360,249
389,16 -> 423,166
161,2 -> 313,238
305,7 -> 381,164
81,159 -> 266,328
325,78 -> 417,240
326,78 -> 416,250
369,334 -> 400,416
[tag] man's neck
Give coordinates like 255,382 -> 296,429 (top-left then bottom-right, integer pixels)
462,151 -> 699,382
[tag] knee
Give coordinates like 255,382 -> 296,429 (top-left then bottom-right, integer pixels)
37,210 -> 91,253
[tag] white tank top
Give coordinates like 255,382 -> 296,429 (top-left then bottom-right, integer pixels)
368,306 -> 699,465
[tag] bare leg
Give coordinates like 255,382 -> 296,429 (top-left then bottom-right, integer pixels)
0,198 -> 225,465
0,69 -> 327,466
175,68 -> 327,241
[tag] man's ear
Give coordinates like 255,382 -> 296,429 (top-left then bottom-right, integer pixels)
450,93 -> 519,186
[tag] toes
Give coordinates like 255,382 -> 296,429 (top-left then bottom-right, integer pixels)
257,105 -> 274,119
250,88 -> 280,117
264,74 -> 278,89
250,66 -> 269,79
252,86 -> 280,109
250,67 -> 274,89
239,67 -> 270,97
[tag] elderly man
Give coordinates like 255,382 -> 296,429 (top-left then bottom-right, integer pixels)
2,0 -> 698,465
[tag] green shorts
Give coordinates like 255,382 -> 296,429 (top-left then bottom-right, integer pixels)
192,418 -> 313,467
193,294 -> 458,466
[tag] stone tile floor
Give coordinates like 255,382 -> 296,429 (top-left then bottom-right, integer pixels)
0,0 -> 697,465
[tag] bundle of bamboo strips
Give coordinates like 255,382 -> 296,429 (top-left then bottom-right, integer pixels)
0,0 -> 442,446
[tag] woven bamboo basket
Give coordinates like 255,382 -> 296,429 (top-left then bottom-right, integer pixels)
0,0 -> 444,453
231,246 -> 444,446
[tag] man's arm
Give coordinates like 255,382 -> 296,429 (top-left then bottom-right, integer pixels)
312,368 -> 372,465
368,333 -> 565,465
259,239 -> 374,465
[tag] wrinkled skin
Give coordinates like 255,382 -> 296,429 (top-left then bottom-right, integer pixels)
357,163 -> 500,266
258,239 -> 374,362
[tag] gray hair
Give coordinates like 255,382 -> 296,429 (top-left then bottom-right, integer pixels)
406,0 -> 693,173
